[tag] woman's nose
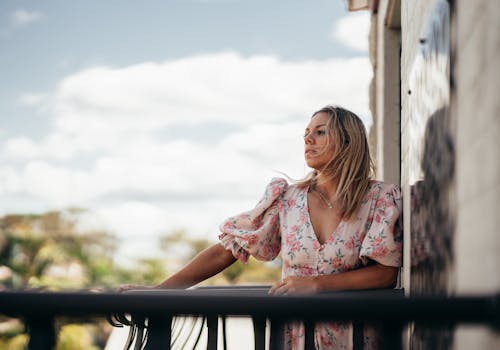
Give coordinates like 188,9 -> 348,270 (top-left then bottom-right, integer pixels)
304,134 -> 314,144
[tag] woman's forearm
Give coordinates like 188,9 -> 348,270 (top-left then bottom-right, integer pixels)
314,263 -> 398,292
156,243 -> 237,289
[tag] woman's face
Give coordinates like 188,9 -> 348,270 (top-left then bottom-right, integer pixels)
303,112 -> 335,170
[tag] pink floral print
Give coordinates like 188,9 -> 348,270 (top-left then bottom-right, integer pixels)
219,178 -> 403,349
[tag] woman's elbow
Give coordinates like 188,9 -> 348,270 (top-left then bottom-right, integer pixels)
377,264 -> 399,288
212,243 -> 237,265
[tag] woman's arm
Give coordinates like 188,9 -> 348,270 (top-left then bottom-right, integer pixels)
157,243 -> 237,288
269,262 -> 398,295
119,243 -> 237,291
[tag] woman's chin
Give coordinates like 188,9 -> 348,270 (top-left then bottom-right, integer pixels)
305,159 -> 323,169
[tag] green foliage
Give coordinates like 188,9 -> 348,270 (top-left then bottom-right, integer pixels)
214,258 -> 281,285
222,259 -> 246,282
0,210 -> 121,349
238,258 -> 282,283
0,210 -> 118,290
132,258 -> 169,285
0,333 -> 28,350
56,324 -> 99,350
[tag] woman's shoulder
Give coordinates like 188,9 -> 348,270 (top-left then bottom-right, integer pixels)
263,177 -> 304,198
367,180 -> 402,199
260,177 -> 289,199
368,179 -> 400,189
267,177 -> 288,188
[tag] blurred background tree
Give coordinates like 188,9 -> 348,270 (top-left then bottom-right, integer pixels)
0,209 -> 166,349
0,209 -> 281,349
0,209 -> 118,290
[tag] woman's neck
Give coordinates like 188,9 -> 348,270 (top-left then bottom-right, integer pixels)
314,174 -> 338,198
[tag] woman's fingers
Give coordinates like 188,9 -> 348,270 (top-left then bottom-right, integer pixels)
117,284 -> 149,293
269,277 -> 317,295
269,279 -> 288,295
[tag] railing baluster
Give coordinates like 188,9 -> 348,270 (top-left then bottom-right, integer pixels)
304,319 -> 315,350
26,316 -> 56,350
207,314 -> 218,350
353,321 -> 364,350
269,318 -> 284,350
252,316 -> 266,350
380,321 -> 403,350
221,315 -> 228,350
144,315 -> 172,350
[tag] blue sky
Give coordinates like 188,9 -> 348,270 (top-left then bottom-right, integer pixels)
0,0 -> 371,262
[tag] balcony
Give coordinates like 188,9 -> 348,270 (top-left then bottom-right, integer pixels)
0,286 -> 498,350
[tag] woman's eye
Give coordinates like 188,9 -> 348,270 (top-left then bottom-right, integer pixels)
316,130 -> 326,136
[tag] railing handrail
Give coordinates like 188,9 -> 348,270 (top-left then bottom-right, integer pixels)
0,287 -> 498,324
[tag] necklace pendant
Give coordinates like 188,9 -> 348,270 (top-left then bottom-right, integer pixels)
313,187 -> 334,209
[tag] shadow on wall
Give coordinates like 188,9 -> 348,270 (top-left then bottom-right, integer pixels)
410,106 -> 455,349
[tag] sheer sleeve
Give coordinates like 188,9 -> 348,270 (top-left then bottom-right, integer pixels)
218,178 -> 287,263
359,183 -> 403,267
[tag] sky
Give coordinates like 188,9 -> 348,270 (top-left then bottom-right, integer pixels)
0,0 -> 371,264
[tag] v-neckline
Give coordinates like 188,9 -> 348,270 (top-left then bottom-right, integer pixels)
304,185 -> 343,246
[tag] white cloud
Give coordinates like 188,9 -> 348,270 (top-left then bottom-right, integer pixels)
4,137 -> 40,158
18,93 -> 46,106
1,52 -> 372,256
97,201 -> 170,239
0,167 -> 23,193
333,12 -> 370,52
10,9 -> 44,27
220,121 -> 305,173
7,52 -> 371,163
51,52 -> 370,132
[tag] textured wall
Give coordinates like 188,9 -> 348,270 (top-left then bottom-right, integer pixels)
399,0 -> 500,348
453,0 -> 500,348
401,0 -> 452,292
453,0 -> 500,295
400,0 -> 436,294
402,1 -> 455,348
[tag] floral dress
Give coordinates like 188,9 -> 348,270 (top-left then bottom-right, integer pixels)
219,178 -> 403,350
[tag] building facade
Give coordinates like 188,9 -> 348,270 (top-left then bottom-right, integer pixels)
349,0 -> 500,348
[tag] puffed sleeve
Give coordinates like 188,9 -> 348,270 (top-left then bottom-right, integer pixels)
359,183 -> 403,267
218,177 -> 287,263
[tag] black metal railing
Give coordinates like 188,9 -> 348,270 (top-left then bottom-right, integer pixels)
0,286 -> 498,350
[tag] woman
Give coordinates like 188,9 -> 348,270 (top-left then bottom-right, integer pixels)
120,105 -> 403,349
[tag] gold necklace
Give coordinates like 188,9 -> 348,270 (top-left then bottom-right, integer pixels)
313,188 -> 333,209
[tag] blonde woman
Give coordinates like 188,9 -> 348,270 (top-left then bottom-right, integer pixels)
120,106 -> 403,349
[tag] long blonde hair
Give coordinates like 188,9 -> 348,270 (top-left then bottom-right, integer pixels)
297,105 -> 374,219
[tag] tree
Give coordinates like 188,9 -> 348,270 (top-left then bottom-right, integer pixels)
0,210 -> 118,289
0,209 -> 122,349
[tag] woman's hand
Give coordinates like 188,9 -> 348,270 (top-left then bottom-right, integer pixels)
268,276 -> 319,295
268,263 -> 398,295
